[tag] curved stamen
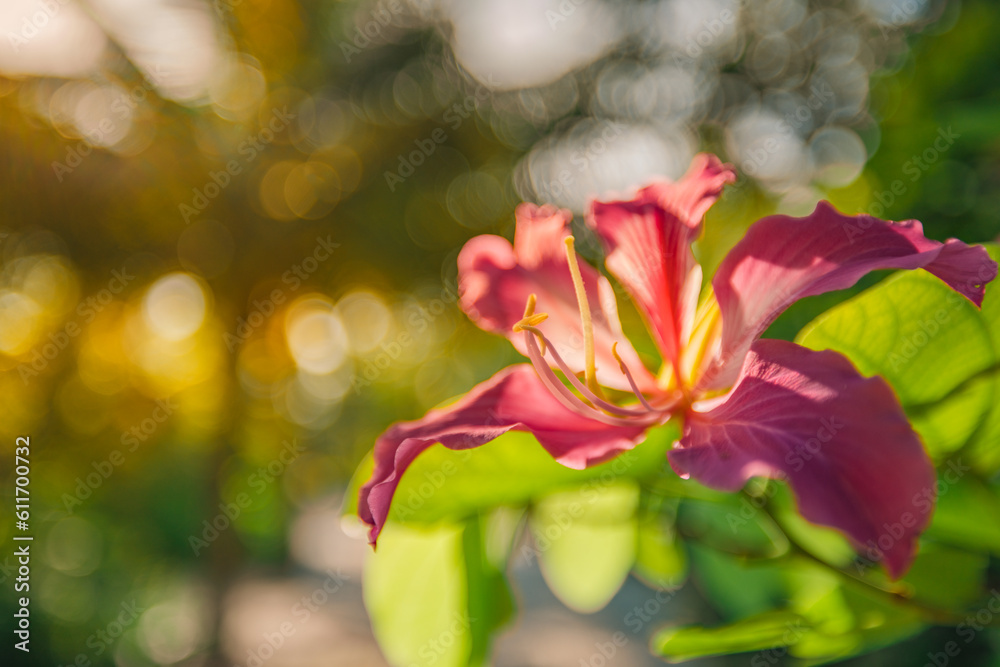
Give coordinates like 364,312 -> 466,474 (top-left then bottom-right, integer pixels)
563,236 -> 603,398
520,324 -> 656,419
521,328 -> 659,428
513,294 -> 666,425
611,342 -> 657,412
513,296 -> 622,423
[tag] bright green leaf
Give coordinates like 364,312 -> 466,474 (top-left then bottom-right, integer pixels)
796,244 -> 1000,469
530,481 -> 639,612
364,523 -> 469,667
363,519 -> 511,667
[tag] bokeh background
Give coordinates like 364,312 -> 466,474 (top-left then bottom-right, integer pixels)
1,0 -> 999,665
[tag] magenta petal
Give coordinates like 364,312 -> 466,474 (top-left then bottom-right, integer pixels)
588,154 -> 736,370
459,203 -> 656,393
358,364 -> 649,546
704,201 -> 999,389
670,339 -> 936,579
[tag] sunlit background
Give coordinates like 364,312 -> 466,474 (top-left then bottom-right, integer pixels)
1,0 -> 999,665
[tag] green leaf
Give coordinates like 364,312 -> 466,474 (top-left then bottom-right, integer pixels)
677,557 -> 927,664
651,610 -> 808,663
926,476 -> 1000,555
784,562 -> 924,662
786,566 -> 857,647
687,544 -> 788,620
530,481 -> 639,612
363,519 -> 511,667
823,585 -> 925,658
345,421 -> 677,525
676,487 -> 789,559
462,517 -> 515,666
634,495 -> 687,590
796,244 -> 1000,469
900,543 -> 987,610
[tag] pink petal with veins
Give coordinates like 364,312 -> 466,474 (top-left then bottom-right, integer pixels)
588,153 -> 735,371
703,201 -> 998,389
359,364 -> 649,545
670,339 -> 936,579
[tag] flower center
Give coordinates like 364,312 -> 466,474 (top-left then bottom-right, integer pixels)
679,289 -> 724,394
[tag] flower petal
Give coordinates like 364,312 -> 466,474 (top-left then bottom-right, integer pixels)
704,201 -> 999,389
588,154 -> 735,372
669,339 -> 936,579
358,364 -> 649,545
459,203 -> 655,392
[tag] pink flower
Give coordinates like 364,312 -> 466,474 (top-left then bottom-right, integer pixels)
357,154 -> 997,578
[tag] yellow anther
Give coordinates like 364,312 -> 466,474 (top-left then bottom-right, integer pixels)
512,313 -> 549,331
513,293 -> 548,354
564,236 -> 602,397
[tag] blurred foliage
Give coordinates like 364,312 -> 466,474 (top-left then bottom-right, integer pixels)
0,0 -> 999,665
